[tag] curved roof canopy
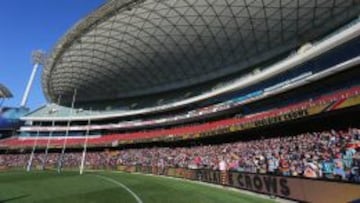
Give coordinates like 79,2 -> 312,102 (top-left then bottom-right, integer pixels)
0,84 -> 13,99
43,0 -> 360,104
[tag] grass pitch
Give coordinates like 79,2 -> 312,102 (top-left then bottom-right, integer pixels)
0,171 -> 275,203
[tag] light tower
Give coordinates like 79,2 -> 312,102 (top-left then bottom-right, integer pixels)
20,50 -> 46,107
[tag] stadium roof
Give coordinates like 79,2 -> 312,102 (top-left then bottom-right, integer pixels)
43,0 -> 360,104
0,84 -> 13,99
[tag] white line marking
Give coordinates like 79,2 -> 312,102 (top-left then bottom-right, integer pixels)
94,174 -> 143,203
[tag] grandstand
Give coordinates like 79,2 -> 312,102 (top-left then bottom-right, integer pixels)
1,1 -> 360,203
0,83 -> 13,137
0,84 -> 28,138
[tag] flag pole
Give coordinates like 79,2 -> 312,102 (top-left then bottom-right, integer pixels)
57,89 -> 77,174
80,108 -> 92,175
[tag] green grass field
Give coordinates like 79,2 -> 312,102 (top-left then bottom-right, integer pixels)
0,171 -> 275,203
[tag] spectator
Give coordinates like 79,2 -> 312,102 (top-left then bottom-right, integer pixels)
1,128 -> 359,182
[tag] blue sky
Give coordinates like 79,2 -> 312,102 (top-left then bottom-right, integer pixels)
0,0 -> 104,110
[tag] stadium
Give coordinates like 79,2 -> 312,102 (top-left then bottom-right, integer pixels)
1,0 -> 360,202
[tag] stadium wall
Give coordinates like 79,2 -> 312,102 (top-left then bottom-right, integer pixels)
124,165 -> 360,203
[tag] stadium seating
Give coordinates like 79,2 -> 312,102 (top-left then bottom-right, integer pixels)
1,86 -> 359,148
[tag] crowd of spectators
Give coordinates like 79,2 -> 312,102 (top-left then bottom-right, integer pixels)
1,128 -> 360,182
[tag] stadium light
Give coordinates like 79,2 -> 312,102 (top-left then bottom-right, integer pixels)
20,50 -> 46,107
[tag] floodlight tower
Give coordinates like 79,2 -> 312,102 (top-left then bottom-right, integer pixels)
20,50 -> 46,107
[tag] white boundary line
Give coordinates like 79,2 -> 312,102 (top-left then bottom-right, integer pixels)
94,174 -> 143,203
89,170 -> 295,203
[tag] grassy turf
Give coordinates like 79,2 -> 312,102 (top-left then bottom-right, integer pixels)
0,171 -> 275,203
